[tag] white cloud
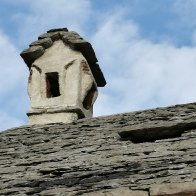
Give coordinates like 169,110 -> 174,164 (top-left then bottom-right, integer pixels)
0,31 -> 25,94
0,30 -> 28,131
11,0 -> 91,45
93,13 -> 196,116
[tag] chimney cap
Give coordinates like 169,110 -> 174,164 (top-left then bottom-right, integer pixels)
20,28 -> 106,87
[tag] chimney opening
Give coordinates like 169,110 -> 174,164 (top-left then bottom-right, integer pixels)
46,72 -> 60,98
83,83 -> 97,110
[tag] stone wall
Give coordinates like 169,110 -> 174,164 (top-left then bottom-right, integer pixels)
0,103 -> 196,195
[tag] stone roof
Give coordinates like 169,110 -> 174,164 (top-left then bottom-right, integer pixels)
0,103 -> 196,195
20,28 -> 106,87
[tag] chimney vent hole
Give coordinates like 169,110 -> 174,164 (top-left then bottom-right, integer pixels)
46,72 -> 60,98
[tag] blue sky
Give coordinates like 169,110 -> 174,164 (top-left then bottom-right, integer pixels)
1,0 -> 196,131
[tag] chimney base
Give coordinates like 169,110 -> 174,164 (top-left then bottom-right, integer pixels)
27,111 -> 79,125
27,107 -> 84,125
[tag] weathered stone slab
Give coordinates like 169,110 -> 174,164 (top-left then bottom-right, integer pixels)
29,37 -> 53,49
83,188 -> 148,196
47,27 -> 68,33
62,31 -> 82,41
38,32 -> 60,41
150,182 -> 196,196
90,63 -> 106,87
40,188 -> 77,196
20,45 -> 44,67
118,118 -> 196,143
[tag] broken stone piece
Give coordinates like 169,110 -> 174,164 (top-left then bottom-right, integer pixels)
62,32 -> 83,43
29,37 -> 53,49
75,41 -> 98,65
38,32 -> 60,41
90,63 -> 106,87
83,188 -> 148,196
20,46 -> 44,67
150,182 -> 196,196
118,118 -> 196,143
47,28 -> 68,33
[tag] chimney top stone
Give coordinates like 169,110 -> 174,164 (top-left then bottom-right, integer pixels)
20,27 -> 106,87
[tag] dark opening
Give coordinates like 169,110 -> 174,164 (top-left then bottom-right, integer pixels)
83,83 -> 97,110
119,130 -> 183,143
118,122 -> 194,143
46,72 -> 60,98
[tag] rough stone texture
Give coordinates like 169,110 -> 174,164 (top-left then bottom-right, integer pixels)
47,28 -> 68,33
29,38 -> 53,49
0,102 -> 196,195
150,182 -> 196,196
20,28 -> 106,87
83,188 -> 148,196
28,112 -> 79,125
38,32 -> 61,41
20,45 -> 45,67
119,116 -> 196,143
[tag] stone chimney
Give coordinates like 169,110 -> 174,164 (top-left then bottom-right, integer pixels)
20,28 -> 106,125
